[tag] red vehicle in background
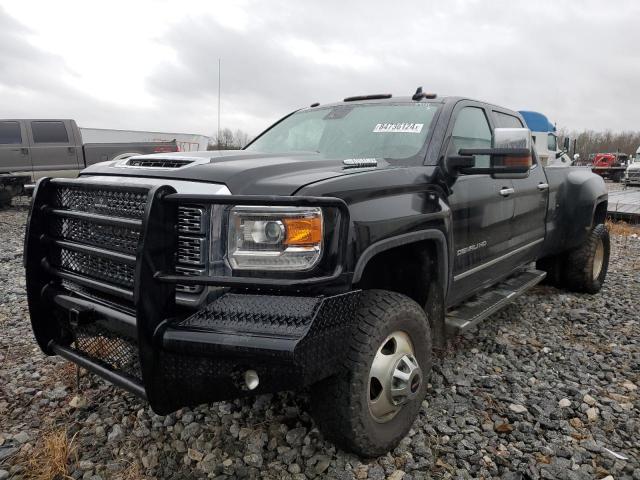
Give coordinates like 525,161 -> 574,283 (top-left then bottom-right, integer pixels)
592,152 -> 629,182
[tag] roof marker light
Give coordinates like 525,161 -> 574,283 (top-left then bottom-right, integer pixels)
343,94 -> 392,102
412,87 -> 437,100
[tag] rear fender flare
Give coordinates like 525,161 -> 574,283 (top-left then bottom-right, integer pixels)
591,196 -> 608,227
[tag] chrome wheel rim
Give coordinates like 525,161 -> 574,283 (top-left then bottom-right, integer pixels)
593,237 -> 604,280
368,331 -> 422,423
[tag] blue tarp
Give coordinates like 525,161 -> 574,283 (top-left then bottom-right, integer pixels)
518,111 -> 555,133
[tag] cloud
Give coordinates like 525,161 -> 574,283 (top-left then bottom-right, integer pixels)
2,1 -> 640,137
0,7 -> 149,130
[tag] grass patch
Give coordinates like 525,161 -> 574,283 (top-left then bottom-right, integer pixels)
54,362 -> 80,390
19,429 -> 77,480
606,219 -> 640,236
116,462 -> 146,480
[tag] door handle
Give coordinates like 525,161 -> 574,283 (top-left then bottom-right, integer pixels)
20,147 -> 29,155
499,187 -> 515,197
67,146 -> 75,154
537,183 -> 549,190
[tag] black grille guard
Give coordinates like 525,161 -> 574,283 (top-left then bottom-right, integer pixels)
24,177 -> 356,413
26,178 -> 351,297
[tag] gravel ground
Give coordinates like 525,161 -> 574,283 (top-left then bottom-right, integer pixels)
0,199 -> 638,480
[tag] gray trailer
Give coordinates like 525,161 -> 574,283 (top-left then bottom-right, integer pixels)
0,119 -> 178,205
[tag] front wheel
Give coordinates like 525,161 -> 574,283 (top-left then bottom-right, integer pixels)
563,223 -> 610,293
310,290 -> 432,457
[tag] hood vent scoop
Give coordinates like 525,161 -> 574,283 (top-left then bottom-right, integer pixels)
115,156 -> 211,170
125,158 -> 195,168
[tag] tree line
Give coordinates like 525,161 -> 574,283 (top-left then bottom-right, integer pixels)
208,128 -> 252,150
558,129 -> 640,160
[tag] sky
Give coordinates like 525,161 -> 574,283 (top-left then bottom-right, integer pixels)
1,0 -> 639,139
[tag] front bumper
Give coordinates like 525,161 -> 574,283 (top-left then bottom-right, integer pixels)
625,171 -> 640,184
24,178 -> 356,414
42,286 -> 359,414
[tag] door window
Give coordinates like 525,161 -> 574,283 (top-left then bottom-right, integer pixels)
449,107 -> 492,167
493,111 -> 524,128
31,121 -> 69,143
0,122 -> 22,144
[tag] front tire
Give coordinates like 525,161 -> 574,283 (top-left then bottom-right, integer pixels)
563,223 -> 610,293
310,290 -> 432,457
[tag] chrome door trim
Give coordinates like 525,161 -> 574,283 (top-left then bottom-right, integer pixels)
453,238 -> 544,282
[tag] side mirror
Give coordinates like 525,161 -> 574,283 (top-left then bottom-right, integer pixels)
563,136 -> 570,152
446,128 -> 533,178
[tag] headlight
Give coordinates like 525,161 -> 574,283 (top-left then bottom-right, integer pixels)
227,206 -> 323,271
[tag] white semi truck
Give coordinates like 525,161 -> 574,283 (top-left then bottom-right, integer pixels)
624,146 -> 640,185
518,111 -> 572,166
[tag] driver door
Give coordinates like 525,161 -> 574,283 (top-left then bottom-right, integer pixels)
445,103 -> 516,306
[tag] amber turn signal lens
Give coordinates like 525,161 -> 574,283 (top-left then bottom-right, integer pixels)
283,217 -> 323,246
503,156 -> 532,167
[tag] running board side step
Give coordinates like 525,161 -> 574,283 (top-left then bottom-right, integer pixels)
445,269 -> 546,335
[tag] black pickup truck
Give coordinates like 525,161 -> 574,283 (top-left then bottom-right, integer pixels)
24,90 -> 610,456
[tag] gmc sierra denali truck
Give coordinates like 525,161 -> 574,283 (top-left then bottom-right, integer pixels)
24,90 -> 610,456
0,119 -> 177,205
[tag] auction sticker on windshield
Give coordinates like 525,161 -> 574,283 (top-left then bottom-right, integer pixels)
373,123 -> 424,133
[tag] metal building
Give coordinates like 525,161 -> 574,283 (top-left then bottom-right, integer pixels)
80,128 -> 211,152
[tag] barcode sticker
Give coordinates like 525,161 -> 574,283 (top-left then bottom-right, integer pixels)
373,123 -> 424,133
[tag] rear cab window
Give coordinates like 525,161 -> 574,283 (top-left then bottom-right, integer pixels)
493,111 -> 524,128
0,121 -> 22,144
31,121 -> 69,143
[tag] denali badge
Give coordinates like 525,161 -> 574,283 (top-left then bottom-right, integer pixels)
343,158 -> 378,168
457,240 -> 487,256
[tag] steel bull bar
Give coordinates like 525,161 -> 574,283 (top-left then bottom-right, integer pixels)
25,177 -> 359,414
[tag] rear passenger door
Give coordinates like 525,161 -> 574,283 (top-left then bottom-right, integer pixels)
0,121 -> 32,176
445,103 -> 516,305
27,120 -> 80,179
492,110 -> 547,263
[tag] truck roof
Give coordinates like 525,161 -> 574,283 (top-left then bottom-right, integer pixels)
301,94 -> 517,114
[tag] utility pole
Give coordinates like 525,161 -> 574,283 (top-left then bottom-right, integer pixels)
217,58 -> 221,148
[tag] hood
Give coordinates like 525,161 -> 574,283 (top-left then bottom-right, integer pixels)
81,150 -> 394,195
628,162 -> 640,170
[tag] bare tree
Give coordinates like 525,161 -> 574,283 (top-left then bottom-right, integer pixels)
234,129 -> 250,148
558,128 -> 640,162
207,128 -> 253,150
